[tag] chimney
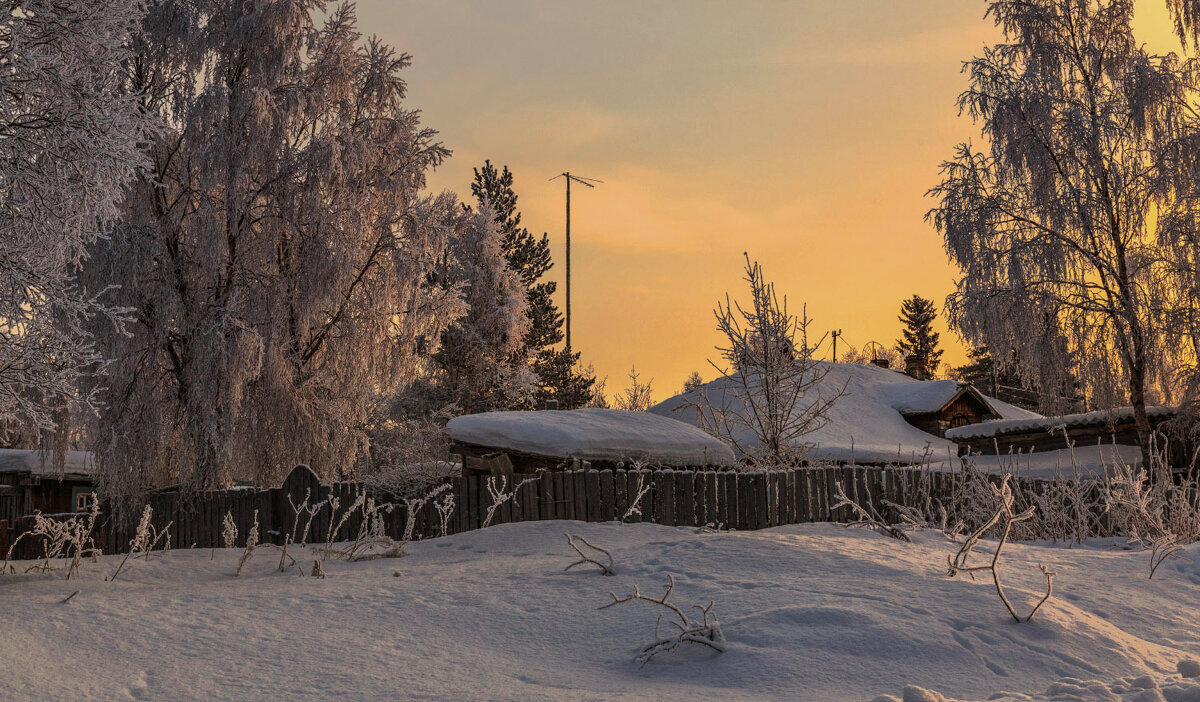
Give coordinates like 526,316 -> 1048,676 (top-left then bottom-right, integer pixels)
904,354 -> 926,380
869,358 -> 890,370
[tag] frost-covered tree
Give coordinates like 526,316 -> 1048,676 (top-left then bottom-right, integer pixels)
469,161 -> 594,408
613,366 -> 654,412
896,295 -> 943,379
693,254 -> 844,465
927,0 -> 1200,461
82,2 -> 464,502
430,200 -> 532,413
0,0 -> 153,445
681,371 -> 704,394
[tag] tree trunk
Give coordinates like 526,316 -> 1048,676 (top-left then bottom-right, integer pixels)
1128,361 -> 1157,478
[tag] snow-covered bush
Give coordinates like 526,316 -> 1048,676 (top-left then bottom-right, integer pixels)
109,505 -> 172,582
4,501 -> 102,579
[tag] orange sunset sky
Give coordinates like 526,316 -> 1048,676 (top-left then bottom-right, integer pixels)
356,0 -> 1182,399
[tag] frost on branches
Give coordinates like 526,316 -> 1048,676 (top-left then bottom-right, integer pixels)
81,2 -> 466,510
691,254 -> 845,466
927,0 -> 1200,462
0,0 -> 153,445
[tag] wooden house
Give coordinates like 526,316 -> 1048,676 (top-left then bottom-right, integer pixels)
945,406 -> 1181,462
889,381 -> 1003,438
0,449 -> 98,524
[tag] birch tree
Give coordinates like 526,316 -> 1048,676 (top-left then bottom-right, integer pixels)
928,0 -> 1200,463
0,0 -> 153,445
82,2 -> 464,505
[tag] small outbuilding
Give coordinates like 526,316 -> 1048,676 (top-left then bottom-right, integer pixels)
446,408 -> 736,475
0,449 -> 98,523
945,405 -> 1184,467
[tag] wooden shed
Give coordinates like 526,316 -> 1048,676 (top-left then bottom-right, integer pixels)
0,449 -> 99,551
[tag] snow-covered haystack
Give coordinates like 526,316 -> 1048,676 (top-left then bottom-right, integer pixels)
446,408 -> 736,467
649,361 -> 1038,465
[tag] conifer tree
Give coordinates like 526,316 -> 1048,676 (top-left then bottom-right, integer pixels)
470,161 -> 594,408
896,295 -> 943,379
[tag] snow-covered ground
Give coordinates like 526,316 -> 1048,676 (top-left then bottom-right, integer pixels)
5,521 -> 1200,701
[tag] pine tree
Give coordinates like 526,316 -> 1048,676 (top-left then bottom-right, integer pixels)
896,295 -> 943,379
470,161 -> 594,408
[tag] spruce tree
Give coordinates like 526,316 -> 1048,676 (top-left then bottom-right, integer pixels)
896,295 -> 943,379
471,161 -> 595,408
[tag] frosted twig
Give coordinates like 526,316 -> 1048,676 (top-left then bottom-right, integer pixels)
832,480 -> 911,542
563,533 -> 616,575
946,476 -> 1054,622
600,573 -> 725,665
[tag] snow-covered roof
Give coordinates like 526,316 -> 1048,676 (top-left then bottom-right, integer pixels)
945,405 -> 1177,441
878,379 -> 990,415
966,443 -> 1144,479
648,361 -> 1041,464
0,449 -> 97,478
445,408 -> 736,466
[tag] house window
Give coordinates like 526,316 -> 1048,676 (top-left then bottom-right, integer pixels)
73,488 -> 96,512
949,414 -> 973,429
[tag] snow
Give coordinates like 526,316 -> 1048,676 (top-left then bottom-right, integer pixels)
5,521 -> 1200,701
946,405 -> 1177,441
446,408 -> 736,466
966,443 -> 1145,478
0,448 -> 96,477
649,362 -> 1039,465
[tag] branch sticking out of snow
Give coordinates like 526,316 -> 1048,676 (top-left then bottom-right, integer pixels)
563,533 -> 615,576
600,573 -> 725,665
946,476 -> 1055,622
831,480 -> 911,543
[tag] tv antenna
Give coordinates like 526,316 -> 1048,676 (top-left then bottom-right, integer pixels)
549,172 -> 602,351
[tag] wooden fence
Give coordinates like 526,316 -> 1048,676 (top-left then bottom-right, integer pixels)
2,464 -> 974,559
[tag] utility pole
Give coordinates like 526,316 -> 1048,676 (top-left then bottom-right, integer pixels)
549,172 -> 601,351
831,329 -> 843,362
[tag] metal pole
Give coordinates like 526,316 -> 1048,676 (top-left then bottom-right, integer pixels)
565,172 -> 571,351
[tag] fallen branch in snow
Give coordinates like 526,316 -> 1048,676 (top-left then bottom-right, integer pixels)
832,480 -> 911,542
947,476 -> 1055,623
600,573 -> 725,665
563,533 -> 615,575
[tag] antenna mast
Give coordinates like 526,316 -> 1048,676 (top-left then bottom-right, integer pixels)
549,172 -> 601,351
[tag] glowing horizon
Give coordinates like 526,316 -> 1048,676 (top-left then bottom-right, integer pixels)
356,0 -> 1182,400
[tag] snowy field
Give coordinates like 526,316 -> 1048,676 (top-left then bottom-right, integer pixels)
5,521 -> 1200,701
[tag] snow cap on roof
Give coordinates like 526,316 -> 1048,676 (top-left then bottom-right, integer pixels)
0,449 -> 96,478
945,405 -> 1177,440
446,408 -> 736,466
649,361 -> 1040,464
